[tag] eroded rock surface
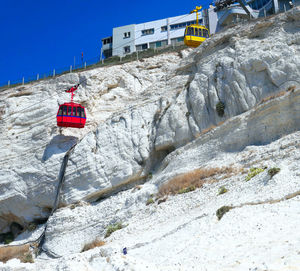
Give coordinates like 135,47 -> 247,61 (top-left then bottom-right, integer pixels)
0,8 -> 299,254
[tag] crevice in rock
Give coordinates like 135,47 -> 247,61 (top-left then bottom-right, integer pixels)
218,189 -> 300,220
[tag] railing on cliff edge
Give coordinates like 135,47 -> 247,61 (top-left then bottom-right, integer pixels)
0,43 -> 187,92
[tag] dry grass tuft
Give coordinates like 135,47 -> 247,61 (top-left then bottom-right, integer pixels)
158,166 -> 242,197
260,91 -> 287,104
81,239 -> 106,252
0,244 -> 33,263
196,121 -> 226,138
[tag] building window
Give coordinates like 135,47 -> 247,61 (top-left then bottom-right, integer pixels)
102,37 -> 112,45
124,46 -> 131,53
170,20 -> 199,30
141,28 -> 154,35
123,32 -> 131,39
156,41 -> 162,47
161,26 -> 167,32
136,43 -> 148,51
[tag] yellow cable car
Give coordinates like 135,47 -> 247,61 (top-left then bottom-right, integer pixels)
184,5 -> 210,48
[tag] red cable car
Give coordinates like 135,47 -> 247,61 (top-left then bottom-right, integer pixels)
56,84 -> 86,128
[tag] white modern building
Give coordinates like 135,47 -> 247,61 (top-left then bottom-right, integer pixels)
101,0 -> 299,58
101,13 -> 206,58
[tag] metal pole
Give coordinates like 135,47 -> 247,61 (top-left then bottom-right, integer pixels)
53,69 -> 55,77
70,65 -> 72,73
84,62 -> 86,69
22,77 -> 24,85
120,56 -> 122,62
8,80 -> 10,86
37,74 -> 39,80
136,50 -> 139,61
74,56 -> 75,69
284,4 -> 286,12
264,8 -> 266,17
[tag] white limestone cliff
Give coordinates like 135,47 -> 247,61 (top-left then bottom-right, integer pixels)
0,7 -> 300,271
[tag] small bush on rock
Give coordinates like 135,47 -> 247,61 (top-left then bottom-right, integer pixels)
245,167 -> 264,181
20,252 -> 34,263
1,232 -> 14,244
268,167 -> 280,178
105,223 -> 123,238
216,101 -> 225,117
178,185 -> 196,194
216,206 -> 233,220
218,186 -> 228,195
146,198 -> 154,205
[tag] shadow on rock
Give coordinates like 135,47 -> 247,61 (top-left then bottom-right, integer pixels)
42,135 -> 78,161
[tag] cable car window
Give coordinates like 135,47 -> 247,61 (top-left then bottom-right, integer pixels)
203,29 -> 209,38
58,106 -> 63,115
195,28 -> 199,36
199,28 -> 203,37
63,105 -> 67,116
68,106 -> 72,116
77,107 -> 81,117
187,27 -> 194,36
81,108 -> 86,118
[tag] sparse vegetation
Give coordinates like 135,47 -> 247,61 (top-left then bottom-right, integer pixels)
146,197 -> 154,205
245,167 -> 264,181
0,244 -> 32,263
0,232 -> 14,244
268,167 -> 280,178
216,206 -> 233,220
158,166 -> 241,197
81,239 -> 106,252
216,101 -> 225,117
105,222 -> 124,238
27,223 -> 37,232
260,90 -> 287,104
218,186 -> 228,195
178,185 -> 196,194
20,252 -> 34,263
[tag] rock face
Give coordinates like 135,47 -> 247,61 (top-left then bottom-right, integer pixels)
0,8 -> 300,269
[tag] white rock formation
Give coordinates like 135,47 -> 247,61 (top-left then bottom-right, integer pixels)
0,7 -> 300,271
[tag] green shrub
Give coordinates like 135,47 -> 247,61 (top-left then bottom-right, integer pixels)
216,206 -> 233,220
245,167 -> 264,181
27,223 -> 37,232
2,232 -> 14,244
216,101 -> 225,117
105,223 -> 123,238
218,186 -> 228,195
146,198 -> 154,205
268,167 -> 280,178
20,252 -> 34,263
178,185 -> 196,194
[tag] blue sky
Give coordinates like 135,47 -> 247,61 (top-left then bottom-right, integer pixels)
0,0 -> 211,86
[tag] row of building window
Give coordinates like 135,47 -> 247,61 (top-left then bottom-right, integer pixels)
124,37 -> 184,53
141,20 -> 199,36
141,28 -> 155,35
